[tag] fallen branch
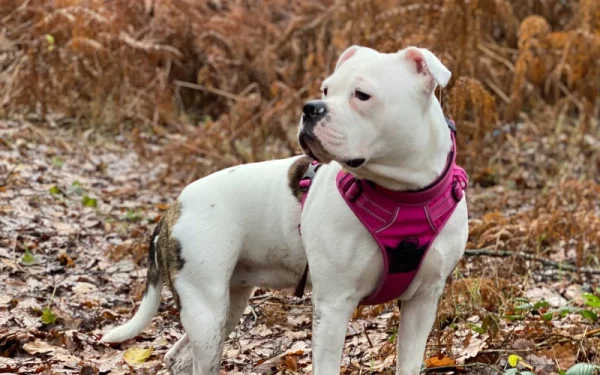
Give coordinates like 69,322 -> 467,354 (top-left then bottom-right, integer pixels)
464,248 -> 600,275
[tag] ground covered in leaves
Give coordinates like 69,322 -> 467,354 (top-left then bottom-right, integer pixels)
1,117 -> 599,375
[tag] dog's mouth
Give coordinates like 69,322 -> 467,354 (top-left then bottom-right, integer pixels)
299,132 -> 364,168
298,133 -> 333,163
344,158 -> 366,168
298,134 -> 318,161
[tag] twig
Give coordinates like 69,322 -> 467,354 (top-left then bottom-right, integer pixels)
173,80 -> 249,102
477,44 -> 515,72
484,78 -> 510,104
363,324 -> 373,348
464,248 -> 600,275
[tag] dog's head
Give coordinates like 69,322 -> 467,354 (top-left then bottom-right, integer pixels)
298,46 -> 451,182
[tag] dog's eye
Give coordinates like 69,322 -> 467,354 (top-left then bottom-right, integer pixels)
355,90 -> 371,101
322,88 -> 328,96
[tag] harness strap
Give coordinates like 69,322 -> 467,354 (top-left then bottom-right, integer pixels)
294,264 -> 309,298
294,159 -> 320,297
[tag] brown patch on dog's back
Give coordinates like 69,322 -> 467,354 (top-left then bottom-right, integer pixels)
288,156 -> 312,201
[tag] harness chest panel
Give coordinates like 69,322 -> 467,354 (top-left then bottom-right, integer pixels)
336,159 -> 467,305
297,119 -> 468,305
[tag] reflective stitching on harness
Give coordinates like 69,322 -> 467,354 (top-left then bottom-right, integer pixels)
356,200 -> 386,222
424,206 -> 437,232
375,207 -> 400,233
430,194 -> 455,221
363,194 -> 392,215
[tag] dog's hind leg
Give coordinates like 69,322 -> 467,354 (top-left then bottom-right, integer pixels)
164,286 -> 253,374
176,277 -> 230,375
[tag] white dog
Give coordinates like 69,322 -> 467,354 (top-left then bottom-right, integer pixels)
101,45 -> 469,375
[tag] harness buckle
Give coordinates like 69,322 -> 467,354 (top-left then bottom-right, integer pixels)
299,160 -> 321,192
451,177 -> 466,202
446,118 -> 457,134
344,177 -> 363,202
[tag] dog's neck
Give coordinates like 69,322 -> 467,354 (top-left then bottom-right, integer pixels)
361,105 -> 453,192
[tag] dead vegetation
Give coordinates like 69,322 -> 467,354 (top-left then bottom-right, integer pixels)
2,0 -> 597,266
1,1 -> 598,168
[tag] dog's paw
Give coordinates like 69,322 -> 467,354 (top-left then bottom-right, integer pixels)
165,346 -> 193,375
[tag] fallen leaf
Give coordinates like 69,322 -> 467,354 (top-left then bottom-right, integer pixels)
57,252 -> 75,267
426,355 -> 456,368
123,346 -> 153,365
285,354 -> 298,371
23,340 -> 57,355
82,195 -> 98,207
456,337 -> 487,363
508,354 -> 522,367
97,351 -> 123,372
537,343 -> 577,370
72,282 -> 97,295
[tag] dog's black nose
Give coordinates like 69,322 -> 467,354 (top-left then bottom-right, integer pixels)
302,100 -> 328,120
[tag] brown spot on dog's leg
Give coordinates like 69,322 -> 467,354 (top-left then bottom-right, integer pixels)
287,156 -> 312,201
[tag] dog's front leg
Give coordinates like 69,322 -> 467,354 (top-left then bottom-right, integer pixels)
311,288 -> 361,375
395,288 -> 443,375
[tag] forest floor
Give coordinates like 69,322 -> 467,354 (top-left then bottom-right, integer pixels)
1,118 -> 599,375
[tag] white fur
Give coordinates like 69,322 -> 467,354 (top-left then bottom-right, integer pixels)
101,46 -> 468,375
100,284 -> 163,343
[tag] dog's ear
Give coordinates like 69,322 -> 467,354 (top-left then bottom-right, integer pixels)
403,47 -> 451,92
335,45 -> 360,70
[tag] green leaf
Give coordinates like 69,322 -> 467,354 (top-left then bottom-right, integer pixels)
504,314 -> 525,321
560,306 -> 576,318
514,303 -> 533,311
41,307 -> 57,324
81,195 -> 97,207
21,248 -> 35,266
125,210 -> 142,222
565,363 -> 600,375
508,354 -> 522,367
542,312 -> 553,321
71,180 -> 81,187
533,300 -> 550,310
580,310 -> 598,322
387,329 -> 397,343
582,293 -> 600,308
467,323 -> 485,334
502,368 -> 519,375
44,34 -> 55,45
49,185 -> 61,195
51,156 -> 64,168
44,34 -> 55,52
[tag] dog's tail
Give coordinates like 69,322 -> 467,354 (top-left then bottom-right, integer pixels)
100,222 -> 164,343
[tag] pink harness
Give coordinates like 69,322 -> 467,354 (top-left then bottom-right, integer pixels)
297,119 -> 468,305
